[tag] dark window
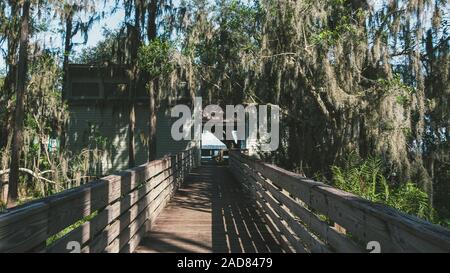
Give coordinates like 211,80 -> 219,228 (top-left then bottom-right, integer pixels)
104,82 -> 129,98
136,85 -> 149,98
71,82 -> 100,98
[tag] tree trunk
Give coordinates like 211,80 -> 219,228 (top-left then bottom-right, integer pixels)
128,0 -> 143,167
128,104 -> 136,168
62,8 -> 73,98
147,0 -> 158,42
8,0 -> 30,207
148,81 -> 157,161
60,7 -> 74,150
0,4 -> 20,154
147,0 -> 158,161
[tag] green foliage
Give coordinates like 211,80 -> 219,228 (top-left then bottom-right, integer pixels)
0,0 -> 448,234
331,153 -> 434,222
395,94 -> 410,107
0,52 -> 108,204
75,29 -> 127,65
311,1 -> 360,46
217,0 -> 262,53
138,38 -> 175,79
46,211 -> 98,247
444,219 -> 450,229
390,182 -> 432,221
331,153 -> 390,203
312,22 -> 357,46
378,74 -> 416,107
186,0 -> 262,103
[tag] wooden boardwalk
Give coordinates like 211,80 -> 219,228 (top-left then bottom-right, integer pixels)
135,161 -> 283,253
2,149 -> 450,253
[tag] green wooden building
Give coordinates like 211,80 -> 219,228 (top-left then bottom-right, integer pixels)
64,64 -> 198,175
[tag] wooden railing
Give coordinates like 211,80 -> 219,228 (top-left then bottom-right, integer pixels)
0,148 -> 200,253
230,151 -> 450,253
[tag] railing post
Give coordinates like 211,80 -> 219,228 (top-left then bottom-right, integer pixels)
190,149 -> 193,170
169,154 -> 176,190
179,152 -> 183,184
191,148 -> 195,169
179,152 -> 184,184
178,153 -> 182,189
188,149 -> 192,173
172,153 -> 177,189
192,149 -> 195,169
193,148 -> 197,168
0,174 -> 8,204
197,147 -> 200,167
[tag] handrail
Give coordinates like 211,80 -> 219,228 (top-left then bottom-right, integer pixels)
0,148 -> 200,253
229,150 -> 450,253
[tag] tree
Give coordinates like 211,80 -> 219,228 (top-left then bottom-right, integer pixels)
8,0 -> 31,206
178,0 -> 449,223
138,39 -> 174,160
0,1 -> 21,167
58,1 -> 100,94
122,0 -> 174,163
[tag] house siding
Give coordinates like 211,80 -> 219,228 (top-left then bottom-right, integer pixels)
67,104 -> 196,175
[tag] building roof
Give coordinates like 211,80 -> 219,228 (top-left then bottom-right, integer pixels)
201,131 -> 227,150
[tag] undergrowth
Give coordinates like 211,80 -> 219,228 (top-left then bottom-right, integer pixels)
330,153 -> 440,224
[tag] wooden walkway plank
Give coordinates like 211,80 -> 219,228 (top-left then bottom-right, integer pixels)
135,162 -> 283,253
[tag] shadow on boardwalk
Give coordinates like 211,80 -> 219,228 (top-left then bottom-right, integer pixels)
136,160 -> 283,253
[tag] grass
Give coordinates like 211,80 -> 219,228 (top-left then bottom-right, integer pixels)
46,211 -> 98,247
444,219 -> 450,229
